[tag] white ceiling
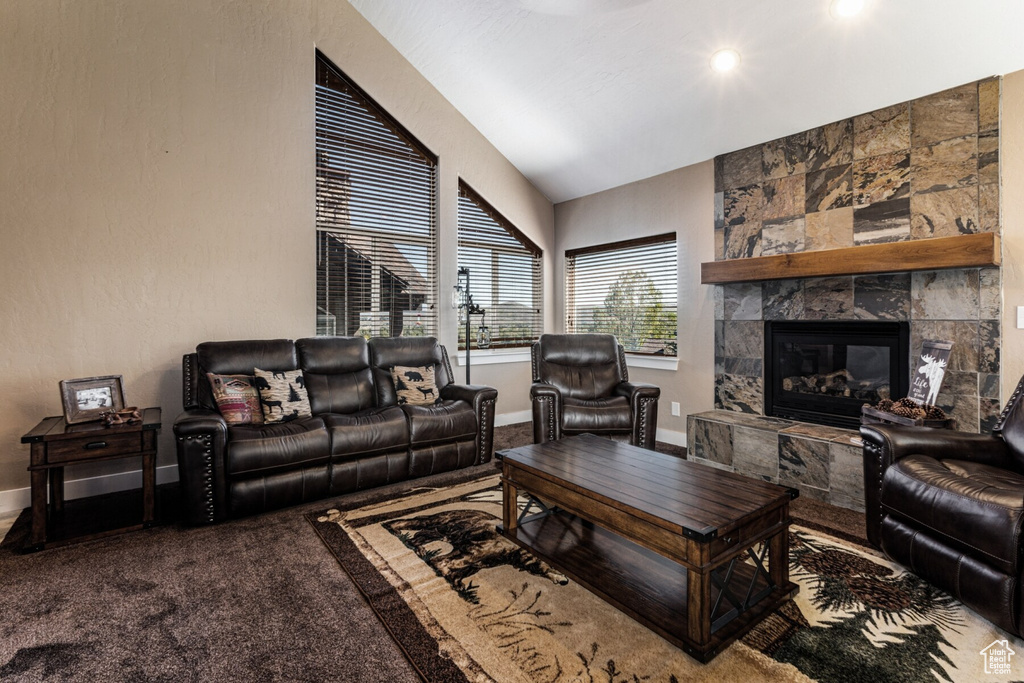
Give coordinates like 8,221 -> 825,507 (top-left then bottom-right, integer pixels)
349,0 -> 1024,204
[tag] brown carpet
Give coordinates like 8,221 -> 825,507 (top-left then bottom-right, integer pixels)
0,423 -> 867,680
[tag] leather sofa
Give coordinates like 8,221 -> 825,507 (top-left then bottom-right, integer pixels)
860,382 -> 1024,636
173,336 -> 497,525
530,333 -> 660,450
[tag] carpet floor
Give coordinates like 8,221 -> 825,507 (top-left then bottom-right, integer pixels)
0,424 -> 863,681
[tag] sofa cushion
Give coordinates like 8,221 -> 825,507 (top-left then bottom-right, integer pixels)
207,373 -> 263,425
391,365 -> 439,405
534,334 -> 623,400
402,400 -> 477,447
882,455 -> 1024,574
226,417 -> 329,477
323,407 -> 409,458
369,337 -> 452,407
195,339 -> 297,411
254,368 -> 312,424
562,396 -> 632,433
296,337 -> 376,415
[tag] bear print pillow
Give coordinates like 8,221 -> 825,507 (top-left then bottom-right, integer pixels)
391,365 -> 439,406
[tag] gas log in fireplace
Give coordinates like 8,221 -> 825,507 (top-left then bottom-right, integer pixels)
764,321 -> 910,429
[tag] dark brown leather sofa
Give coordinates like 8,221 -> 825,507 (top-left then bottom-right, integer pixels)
530,333 -> 660,450
860,384 -> 1024,636
173,336 -> 497,525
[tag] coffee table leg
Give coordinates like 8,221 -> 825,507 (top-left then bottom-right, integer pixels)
687,566 -> 711,646
502,478 -> 519,532
769,523 -> 790,588
142,452 -> 156,525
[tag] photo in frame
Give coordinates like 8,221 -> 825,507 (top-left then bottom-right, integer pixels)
60,375 -> 125,424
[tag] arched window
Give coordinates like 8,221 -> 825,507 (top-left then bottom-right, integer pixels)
315,52 -> 437,339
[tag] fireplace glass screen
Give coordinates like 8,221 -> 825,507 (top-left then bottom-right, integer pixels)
765,321 -> 909,429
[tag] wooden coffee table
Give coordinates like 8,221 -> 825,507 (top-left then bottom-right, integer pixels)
497,433 -> 798,663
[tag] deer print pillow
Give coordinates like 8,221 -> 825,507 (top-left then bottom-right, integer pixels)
253,368 -> 312,424
391,365 -> 439,406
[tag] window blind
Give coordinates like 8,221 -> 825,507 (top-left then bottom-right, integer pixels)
315,52 -> 437,339
565,233 -> 677,356
457,182 -> 543,350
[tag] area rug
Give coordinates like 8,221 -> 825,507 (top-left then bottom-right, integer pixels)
308,474 -> 1024,682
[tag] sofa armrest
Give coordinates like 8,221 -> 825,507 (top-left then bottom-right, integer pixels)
173,409 -> 229,526
440,384 -> 498,464
530,383 -> 563,444
860,423 -> 1012,548
615,382 -> 660,449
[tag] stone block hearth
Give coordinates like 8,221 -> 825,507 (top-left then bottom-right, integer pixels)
687,410 -> 864,512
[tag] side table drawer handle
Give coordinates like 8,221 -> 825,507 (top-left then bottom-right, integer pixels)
84,441 -> 108,450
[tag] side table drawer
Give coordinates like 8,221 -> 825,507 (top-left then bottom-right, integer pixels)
47,432 -> 143,463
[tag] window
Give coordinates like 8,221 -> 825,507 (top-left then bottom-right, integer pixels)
315,52 -> 437,339
457,181 -> 543,350
565,233 -> 677,356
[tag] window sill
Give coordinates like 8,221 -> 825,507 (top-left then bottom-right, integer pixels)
625,354 -> 678,371
455,349 -> 532,366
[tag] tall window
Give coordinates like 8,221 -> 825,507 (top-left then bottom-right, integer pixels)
315,52 -> 437,339
565,233 -> 677,356
457,181 -> 543,350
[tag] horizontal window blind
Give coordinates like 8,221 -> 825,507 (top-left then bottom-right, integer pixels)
565,233 -> 677,356
457,182 -> 543,350
315,52 -> 437,339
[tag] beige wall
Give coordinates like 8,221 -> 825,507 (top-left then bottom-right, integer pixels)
553,162 -> 717,438
0,0 -> 553,502
1002,70 -> 1024,402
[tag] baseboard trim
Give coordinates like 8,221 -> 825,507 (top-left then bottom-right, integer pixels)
495,410 -> 531,427
656,428 -> 687,447
0,465 -> 180,515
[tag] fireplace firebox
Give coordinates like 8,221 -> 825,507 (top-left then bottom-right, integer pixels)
764,321 -> 910,429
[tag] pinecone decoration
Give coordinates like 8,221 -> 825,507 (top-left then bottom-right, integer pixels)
895,397 -> 917,410
876,398 -> 894,412
891,403 -> 916,418
924,405 -> 947,420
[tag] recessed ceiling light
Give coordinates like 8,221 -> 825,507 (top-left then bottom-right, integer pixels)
710,48 -> 740,73
830,0 -> 864,19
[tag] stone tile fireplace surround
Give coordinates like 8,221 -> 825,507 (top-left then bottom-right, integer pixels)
688,77 -> 1002,511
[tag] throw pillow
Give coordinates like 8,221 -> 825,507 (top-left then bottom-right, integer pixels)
254,368 -> 312,424
207,373 -> 264,425
391,365 -> 439,406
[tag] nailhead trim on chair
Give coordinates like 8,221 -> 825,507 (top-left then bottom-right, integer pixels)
183,355 -> 194,408
994,374 -> 1024,432
536,395 -> 555,441
178,433 -> 215,523
638,396 -> 653,446
479,398 -> 494,463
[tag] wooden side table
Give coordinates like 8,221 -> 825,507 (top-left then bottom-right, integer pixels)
21,407 -> 161,551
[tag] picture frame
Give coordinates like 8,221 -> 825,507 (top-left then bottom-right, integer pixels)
60,375 -> 125,424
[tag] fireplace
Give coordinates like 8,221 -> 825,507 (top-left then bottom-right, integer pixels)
764,321 -> 910,429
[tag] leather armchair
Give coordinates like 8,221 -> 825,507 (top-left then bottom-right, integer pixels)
530,333 -> 660,450
860,378 -> 1024,636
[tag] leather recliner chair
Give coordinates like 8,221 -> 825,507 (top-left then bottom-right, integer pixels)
860,379 -> 1024,636
530,333 -> 660,450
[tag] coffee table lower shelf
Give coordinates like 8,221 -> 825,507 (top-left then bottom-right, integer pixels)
499,508 -> 798,662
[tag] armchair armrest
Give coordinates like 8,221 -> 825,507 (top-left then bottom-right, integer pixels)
173,409 -> 229,525
860,423 -> 1012,548
440,384 -> 498,465
530,383 -> 563,444
615,382 -> 660,450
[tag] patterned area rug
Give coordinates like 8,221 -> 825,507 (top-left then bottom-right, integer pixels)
307,475 -> 1024,682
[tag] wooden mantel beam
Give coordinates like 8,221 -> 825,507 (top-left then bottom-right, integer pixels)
700,233 -> 1000,285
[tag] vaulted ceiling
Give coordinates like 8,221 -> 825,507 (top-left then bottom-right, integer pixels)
349,0 -> 1024,203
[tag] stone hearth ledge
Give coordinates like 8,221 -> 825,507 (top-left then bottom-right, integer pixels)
686,410 -> 865,512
